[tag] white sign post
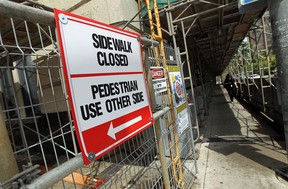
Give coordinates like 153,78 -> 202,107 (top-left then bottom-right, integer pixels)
55,9 -> 153,164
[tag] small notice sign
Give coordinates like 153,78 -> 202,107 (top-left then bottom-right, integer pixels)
168,66 -> 185,108
151,67 -> 167,95
54,9 -> 153,164
168,66 -> 189,134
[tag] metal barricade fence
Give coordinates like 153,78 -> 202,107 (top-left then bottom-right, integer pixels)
147,45 -> 197,189
0,2 -> 197,189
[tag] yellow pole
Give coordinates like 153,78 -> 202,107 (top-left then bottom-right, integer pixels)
143,0 -> 184,187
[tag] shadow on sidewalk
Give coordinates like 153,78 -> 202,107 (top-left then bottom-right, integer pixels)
203,85 -> 242,137
202,84 -> 287,173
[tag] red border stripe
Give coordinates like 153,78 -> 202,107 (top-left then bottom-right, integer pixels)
70,71 -> 143,78
68,18 -> 138,39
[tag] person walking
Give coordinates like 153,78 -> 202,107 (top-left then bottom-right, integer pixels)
223,73 -> 238,103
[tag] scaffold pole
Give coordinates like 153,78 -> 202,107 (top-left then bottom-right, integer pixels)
268,0 -> 288,153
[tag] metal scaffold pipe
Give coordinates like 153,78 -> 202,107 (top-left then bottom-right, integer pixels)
0,0 -> 157,46
21,155 -> 84,189
141,37 -> 160,47
0,0 -> 55,26
22,107 -> 170,189
268,0 -> 288,152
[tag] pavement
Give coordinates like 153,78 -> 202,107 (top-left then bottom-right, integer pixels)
192,85 -> 288,189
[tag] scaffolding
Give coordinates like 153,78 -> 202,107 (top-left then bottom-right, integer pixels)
0,1 -> 197,189
230,11 -> 277,114
142,0 -> 200,188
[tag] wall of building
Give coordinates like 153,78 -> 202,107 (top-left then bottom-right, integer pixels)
38,0 -> 140,29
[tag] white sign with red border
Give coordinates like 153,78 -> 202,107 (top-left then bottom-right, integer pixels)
54,9 -> 153,164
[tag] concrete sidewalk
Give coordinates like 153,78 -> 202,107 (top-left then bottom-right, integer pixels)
192,85 -> 288,189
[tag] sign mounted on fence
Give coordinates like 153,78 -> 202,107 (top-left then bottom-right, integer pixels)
54,9 -> 153,164
151,67 -> 167,95
168,66 -> 189,135
168,66 -> 185,108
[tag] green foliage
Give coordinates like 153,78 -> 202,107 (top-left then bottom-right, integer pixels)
228,41 -> 277,75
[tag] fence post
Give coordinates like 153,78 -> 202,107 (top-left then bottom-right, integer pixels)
143,49 -> 171,189
268,0 -> 288,152
0,105 -> 19,182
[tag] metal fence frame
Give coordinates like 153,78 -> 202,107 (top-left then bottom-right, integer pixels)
229,11 -> 282,126
0,1 -> 198,189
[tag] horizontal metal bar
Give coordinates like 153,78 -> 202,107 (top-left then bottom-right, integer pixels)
262,86 -> 271,88
23,106 -> 170,189
172,2 -> 237,24
153,106 -> 170,120
164,0 -> 195,12
141,37 -> 160,47
2,165 -> 40,187
23,155 -> 84,189
0,0 -> 55,26
0,0 -> 157,48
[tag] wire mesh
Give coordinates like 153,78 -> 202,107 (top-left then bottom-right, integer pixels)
147,45 -> 197,189
0,16 -> 81,187
0,5 -> 197,189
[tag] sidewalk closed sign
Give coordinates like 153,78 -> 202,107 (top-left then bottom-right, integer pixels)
54,9 -> 153,164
